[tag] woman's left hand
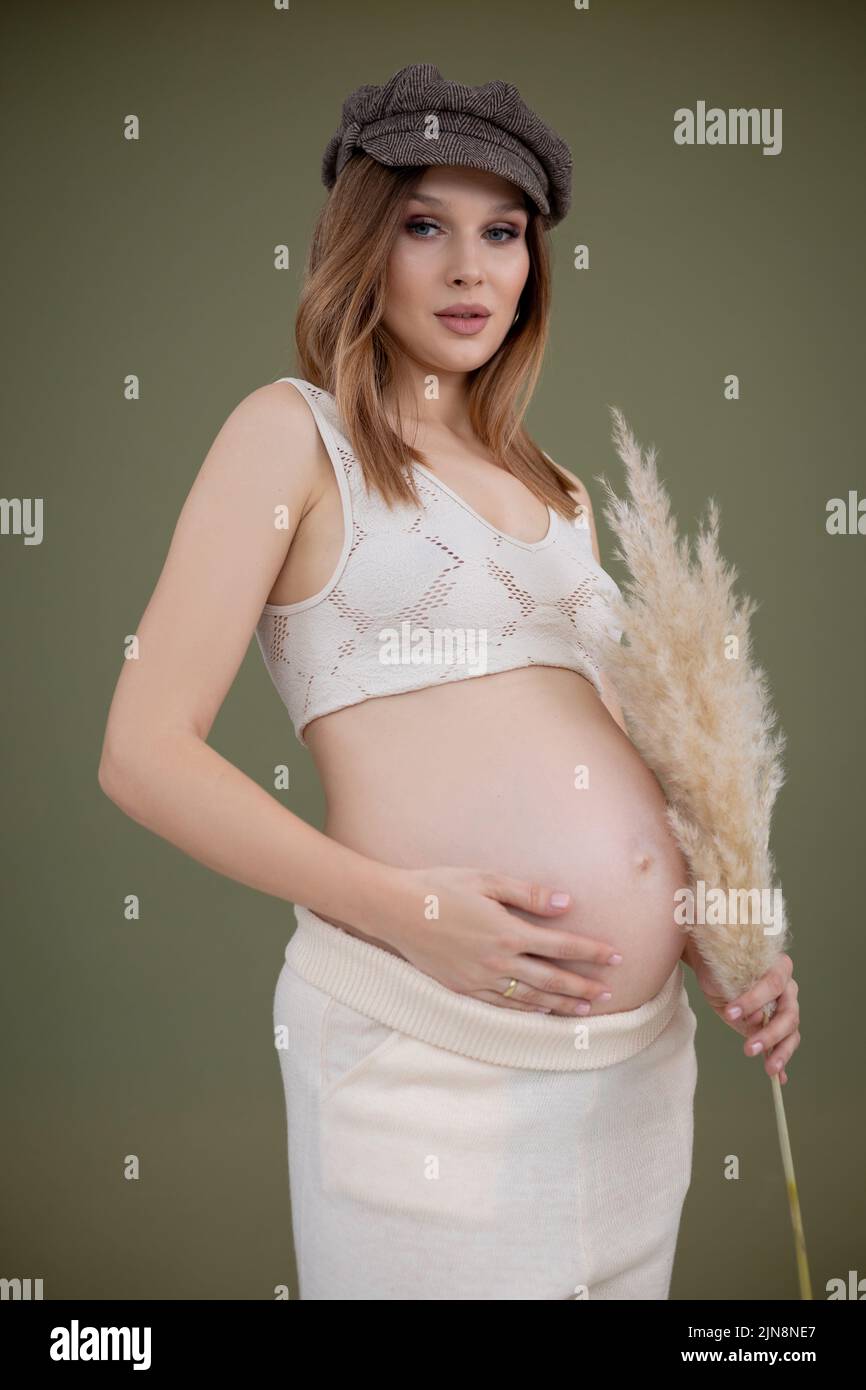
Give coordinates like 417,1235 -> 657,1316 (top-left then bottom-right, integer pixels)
687,945 -> 800,1084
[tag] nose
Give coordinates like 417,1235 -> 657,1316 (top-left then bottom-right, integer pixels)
445,231 -> 485,289
449,267 -> 483,288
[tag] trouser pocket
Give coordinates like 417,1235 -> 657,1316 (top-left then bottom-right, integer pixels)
319,1006 -> 507,1229
319,996 -> 404,1100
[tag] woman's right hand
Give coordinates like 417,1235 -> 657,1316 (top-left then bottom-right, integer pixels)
379,865 -> 623,1016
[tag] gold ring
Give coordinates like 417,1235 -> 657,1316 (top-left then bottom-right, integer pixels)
503,978 -> 519,998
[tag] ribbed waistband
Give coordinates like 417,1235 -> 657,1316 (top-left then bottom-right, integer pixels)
285,904 -> 688,1072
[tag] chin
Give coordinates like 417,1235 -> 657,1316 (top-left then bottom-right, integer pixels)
417,337 -> 504,374
387,322 -> 504,377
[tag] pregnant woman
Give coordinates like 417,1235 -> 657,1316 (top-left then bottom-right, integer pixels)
98,63 -> 801,1300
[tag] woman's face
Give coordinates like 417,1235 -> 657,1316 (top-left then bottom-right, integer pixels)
382,165 -> 531,377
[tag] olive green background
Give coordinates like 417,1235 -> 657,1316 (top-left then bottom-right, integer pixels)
2,0 -> 863,1301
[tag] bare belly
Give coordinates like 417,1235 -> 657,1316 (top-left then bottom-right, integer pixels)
305,666 -> 690,1014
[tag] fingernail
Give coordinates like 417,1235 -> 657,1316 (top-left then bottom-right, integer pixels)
599,991 -> 612,1001
549,892 -> 570,907
748,1040 -> 764,1054
726,1005 -> 742,1019
608,953 -> 623,965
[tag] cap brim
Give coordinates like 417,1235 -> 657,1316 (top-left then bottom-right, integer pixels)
357,128 -> 551,218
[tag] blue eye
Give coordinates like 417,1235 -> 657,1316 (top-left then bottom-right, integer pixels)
406,219 -> 520,241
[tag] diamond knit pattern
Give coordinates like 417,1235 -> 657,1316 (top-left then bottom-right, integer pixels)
255,378 -> 623,745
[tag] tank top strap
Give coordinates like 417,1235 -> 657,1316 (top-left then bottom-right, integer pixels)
272,376 -> 370,510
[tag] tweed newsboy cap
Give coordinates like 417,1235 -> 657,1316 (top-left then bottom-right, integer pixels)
321,62 -> 573,226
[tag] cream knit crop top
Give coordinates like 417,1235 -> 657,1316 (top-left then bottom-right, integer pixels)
255,378 -> 623,746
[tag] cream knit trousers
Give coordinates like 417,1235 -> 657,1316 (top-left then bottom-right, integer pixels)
273,904 -> 698,1301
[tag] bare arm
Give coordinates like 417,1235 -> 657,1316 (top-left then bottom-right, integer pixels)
97,382 -> 411,936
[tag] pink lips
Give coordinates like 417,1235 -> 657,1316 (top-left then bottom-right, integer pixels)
434,310 -> 491,336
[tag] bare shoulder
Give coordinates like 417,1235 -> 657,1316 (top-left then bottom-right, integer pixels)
230,377 -> 323,469
248,376 -> 319,426
197,377 -> 326,516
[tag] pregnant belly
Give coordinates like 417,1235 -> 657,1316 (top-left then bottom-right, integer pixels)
308,666 -> 691,1014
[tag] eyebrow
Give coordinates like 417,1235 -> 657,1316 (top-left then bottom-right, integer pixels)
408,192 -> 528,215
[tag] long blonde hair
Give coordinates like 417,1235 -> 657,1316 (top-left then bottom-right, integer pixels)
293,153 -> 580,521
